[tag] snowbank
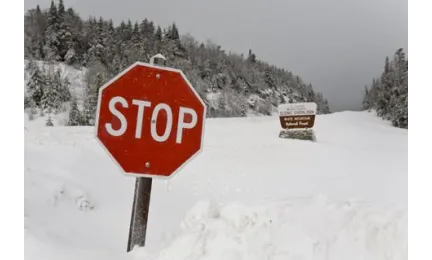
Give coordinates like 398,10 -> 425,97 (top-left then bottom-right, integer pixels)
149,197 -> 406,260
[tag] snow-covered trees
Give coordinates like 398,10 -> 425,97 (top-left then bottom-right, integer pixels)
363,48 -> 408,129
38,67 -> 71,113
315,92 -> 331,114
24,0 -> 332,121
26,62 -> 72,123
24,5 -> 46,59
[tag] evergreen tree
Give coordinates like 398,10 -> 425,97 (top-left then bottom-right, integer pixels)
57,0 -> 73,61
41,68 -> 62,112
314,92 -> 330,114
27,66 -> 45,107
247,49 -> 256,63
56,0 -> 72,61
168,23 -> 180,41
155,26 -> 162,40
140,19 -> 155,37
362,86 -> 371,110
25,5 -> 46,59
376,57 -> 393,118
264,67 -> 276,89
46,112 -> 54,126
63,7 -> 83,64
83,70 -> 106,125
306,84 -> 315,102
85,17 -> 106,66
68,98 -> 82,126
389,48 -> 408,128
53,69 -> 71,103
44,1 -> 61,61
132,22 -> 140,43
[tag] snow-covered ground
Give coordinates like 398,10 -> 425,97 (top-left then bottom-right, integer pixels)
24,111 -> 407,260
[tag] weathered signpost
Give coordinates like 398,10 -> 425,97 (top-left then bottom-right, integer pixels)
278,102 -> 317,141
95,56 -> 206,252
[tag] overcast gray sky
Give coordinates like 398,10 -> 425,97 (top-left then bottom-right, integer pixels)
25,0 -> 407,111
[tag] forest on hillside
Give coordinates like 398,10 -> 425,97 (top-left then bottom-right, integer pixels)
363,48 -> 408,129
24,0 -> 330,126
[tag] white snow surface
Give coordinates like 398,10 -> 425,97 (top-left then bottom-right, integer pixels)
24,111 -> 407,260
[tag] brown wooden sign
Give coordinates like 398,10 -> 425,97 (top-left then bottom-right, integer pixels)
279,115 -> 316,129
278,102 -> 317,129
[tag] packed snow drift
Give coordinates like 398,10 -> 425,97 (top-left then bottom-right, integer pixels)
24,111 -> 407,260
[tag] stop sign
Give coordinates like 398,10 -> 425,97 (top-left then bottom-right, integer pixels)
95,62 -> 206,178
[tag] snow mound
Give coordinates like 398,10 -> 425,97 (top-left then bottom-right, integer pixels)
153,197 -> 406,260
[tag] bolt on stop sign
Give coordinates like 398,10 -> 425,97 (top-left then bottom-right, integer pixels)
95,62 -> 206,178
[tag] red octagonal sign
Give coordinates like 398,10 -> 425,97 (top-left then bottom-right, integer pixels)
95,62 -> 206,178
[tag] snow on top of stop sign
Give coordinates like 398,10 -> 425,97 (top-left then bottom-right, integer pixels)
150,53 -> 167,62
